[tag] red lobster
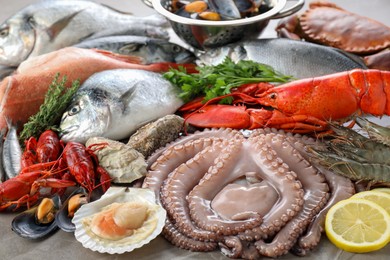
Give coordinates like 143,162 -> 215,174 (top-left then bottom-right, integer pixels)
179,69 -> 390,133
60,142 -> 111,194
0,169 -> 76,211
21,130 -> 63,169
1,131 -> 111,211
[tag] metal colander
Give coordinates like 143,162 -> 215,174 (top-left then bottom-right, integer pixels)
151,0 -> 305,50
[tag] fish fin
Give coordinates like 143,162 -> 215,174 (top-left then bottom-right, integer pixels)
120,85 -> 138,114
93,49 -> 144,64
47,10 -> 83,41
100,4 -> 133,15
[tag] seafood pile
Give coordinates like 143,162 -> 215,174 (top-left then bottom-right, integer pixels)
1,0 -> 390,259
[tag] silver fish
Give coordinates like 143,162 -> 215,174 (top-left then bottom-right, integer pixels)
197,38 -> 368,78
0,0 -> 169,66
2,119 -> 21,180
74,36 -> 196,64
59,69 -> 183,144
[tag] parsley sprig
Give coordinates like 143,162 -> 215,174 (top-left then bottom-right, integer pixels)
163,57 -> 293,104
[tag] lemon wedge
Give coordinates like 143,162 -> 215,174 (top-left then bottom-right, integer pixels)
352,190 -> 390,215
371,187 -> 390,195
325,198 -> 390,253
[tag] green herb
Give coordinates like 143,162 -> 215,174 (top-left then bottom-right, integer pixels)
19,73 -> 80,142
163,57 -> 293,103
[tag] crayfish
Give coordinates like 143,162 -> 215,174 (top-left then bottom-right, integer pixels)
179,69 -> 390,134
0,130 -> 111,211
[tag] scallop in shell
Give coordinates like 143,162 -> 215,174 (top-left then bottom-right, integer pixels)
86,137 -> 147,183
72,187 -> 166,254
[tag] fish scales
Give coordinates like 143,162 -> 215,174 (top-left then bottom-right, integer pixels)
0,0 -> 169,66
197,38 -> 368,79
59,69 -> 183,144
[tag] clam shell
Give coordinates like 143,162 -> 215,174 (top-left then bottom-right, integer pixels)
86,137 -> 147,183
72,187 -> 166,254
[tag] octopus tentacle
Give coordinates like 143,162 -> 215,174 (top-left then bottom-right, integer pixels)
188,136 -> 264,235
255,131 -> 330,257
238,133 -> 305,241
160,138 -> 228,241
293,165 -> 355,255
147,128 -> 239,167
162,219 -> 218,252
276,130 -> 356,255
219,236 -> 260,259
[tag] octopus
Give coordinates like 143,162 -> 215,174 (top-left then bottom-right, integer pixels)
142,128 -> 356,258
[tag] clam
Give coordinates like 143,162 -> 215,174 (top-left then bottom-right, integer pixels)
11,195 -> 61,239
55,187 -> 89,232
72,187 -> 166,254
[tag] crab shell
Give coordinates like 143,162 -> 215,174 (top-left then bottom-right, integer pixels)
72,187 -> 166,254
298,1 -> 390,55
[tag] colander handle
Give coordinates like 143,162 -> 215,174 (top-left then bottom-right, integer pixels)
141,0 -> 153,8
271,0 -> 305,19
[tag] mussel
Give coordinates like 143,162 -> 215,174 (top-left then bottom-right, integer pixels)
172,0 -> 262,21
11,195 -> 61,239
55,187 -> 89,232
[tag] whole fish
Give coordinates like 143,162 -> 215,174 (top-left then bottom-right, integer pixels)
197,38 -> 368,78
0,47 -> 196,131
74,36 -> 196,64
0,0 -> 169,66
2,119 -> 22,180
59,69 -> 183,144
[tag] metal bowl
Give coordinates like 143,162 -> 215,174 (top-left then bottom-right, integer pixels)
151,0 -> 305,50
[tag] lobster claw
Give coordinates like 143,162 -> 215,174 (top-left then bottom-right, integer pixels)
183,104 -> 272,129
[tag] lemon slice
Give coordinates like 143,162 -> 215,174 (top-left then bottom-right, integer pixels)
351,190 -> 390,215
372,188 -> 390,195
325,198 -> 390,253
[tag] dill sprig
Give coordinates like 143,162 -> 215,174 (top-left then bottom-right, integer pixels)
19,73 -> 80,142
163,57 -> 294,104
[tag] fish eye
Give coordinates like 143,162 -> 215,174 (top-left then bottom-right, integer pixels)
0,27 -> 9,37
27,16 -> 37,27
68,104 -> 81,116
269,93 -> 277,99
172,45 -> 182,53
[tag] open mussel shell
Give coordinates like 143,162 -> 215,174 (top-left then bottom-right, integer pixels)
11,195 -> 61,239
55,187 -> 89,233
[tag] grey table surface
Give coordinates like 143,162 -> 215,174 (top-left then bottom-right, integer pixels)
0,0 -> 389,259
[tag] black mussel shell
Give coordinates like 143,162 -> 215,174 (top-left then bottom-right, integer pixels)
11,195 -> 61,240
55,187 -> 89,232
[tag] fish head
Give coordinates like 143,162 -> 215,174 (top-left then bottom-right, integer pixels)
159,42 -> 196,64
59,90 -> 111,144
119,39 -> 195,64
0,14 -> 36,66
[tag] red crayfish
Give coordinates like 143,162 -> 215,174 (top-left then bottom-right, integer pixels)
0,130 -> 111,211
179,69 -> 390,134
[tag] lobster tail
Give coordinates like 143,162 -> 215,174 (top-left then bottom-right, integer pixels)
351,69 -> 390,116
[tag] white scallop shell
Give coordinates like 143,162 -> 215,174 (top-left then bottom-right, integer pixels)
72,187 -> 166,254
